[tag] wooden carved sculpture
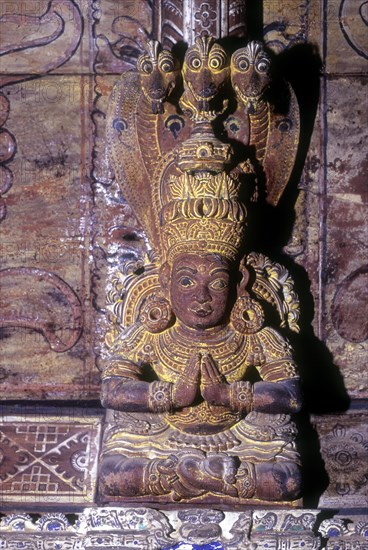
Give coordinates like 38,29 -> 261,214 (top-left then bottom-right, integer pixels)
99,37 -> 302,506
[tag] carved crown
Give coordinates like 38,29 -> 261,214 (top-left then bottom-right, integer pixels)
159,167 -> 247,263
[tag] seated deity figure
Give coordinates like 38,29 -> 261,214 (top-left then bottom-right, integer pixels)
98,167 -> 302,504
99,36 -> 302,506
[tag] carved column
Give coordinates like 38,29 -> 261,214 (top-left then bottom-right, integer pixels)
153,0 -> 247,48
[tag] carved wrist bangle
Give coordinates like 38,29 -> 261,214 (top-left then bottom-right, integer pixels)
229,381 -> 253,413
148,381 -> 173,413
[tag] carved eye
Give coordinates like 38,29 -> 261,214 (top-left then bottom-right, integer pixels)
187,53 -> 202,70
209,279 -> 228,290
138,57 -> 153,74
179,276 -> 195,288
210,57 -> 220,69
161,60 -> 174,72
256,59 -> 270,73
209,50 -> 226,70
159,54 -> 175,73
235,56 -> 249,71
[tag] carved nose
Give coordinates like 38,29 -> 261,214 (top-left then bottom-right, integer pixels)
196,287 -> 211,303
247,72 -> 261,95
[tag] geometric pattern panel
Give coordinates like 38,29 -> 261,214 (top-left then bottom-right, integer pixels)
0,408 -> 103,506
312,411 -> 368,509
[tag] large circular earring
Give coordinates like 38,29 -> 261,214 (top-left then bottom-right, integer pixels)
230,295 -> 264,334
139,295 -> 174,333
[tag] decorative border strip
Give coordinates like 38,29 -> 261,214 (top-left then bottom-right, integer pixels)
1,508 -> 367,548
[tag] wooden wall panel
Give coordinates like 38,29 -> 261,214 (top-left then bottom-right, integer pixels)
0,405 -> 102,508
0,0 -> 366,513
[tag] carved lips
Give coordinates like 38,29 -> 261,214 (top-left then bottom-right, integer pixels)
190,304 -> 214,317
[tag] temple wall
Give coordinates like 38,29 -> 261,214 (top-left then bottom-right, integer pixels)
0,0 -> 367,546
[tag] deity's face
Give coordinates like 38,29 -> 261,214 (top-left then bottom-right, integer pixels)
169,252 -> 232,330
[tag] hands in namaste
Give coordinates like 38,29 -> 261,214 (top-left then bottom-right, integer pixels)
172,352 -> 231,408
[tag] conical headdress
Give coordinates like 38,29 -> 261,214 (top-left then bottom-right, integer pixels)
158,127 -> 247,263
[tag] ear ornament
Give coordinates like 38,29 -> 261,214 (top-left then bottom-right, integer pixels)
230,295 -> 264,334
139,295 -> 174,333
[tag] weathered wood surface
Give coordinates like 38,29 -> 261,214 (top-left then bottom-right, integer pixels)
0,0 -> 366,509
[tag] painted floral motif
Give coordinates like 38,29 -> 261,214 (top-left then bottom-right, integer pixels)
194,3 -> 217,31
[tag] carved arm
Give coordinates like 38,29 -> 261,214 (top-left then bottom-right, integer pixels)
252,377 -> 301,414
101,376 -> 157,412
200,355 -> 301,415
251,326 -> 302,414
201,328 -> 302,415
101,353 -> 201,413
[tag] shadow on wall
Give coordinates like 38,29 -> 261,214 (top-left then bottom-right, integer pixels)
261,43 -> 349,508
236,42 -> 349,507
